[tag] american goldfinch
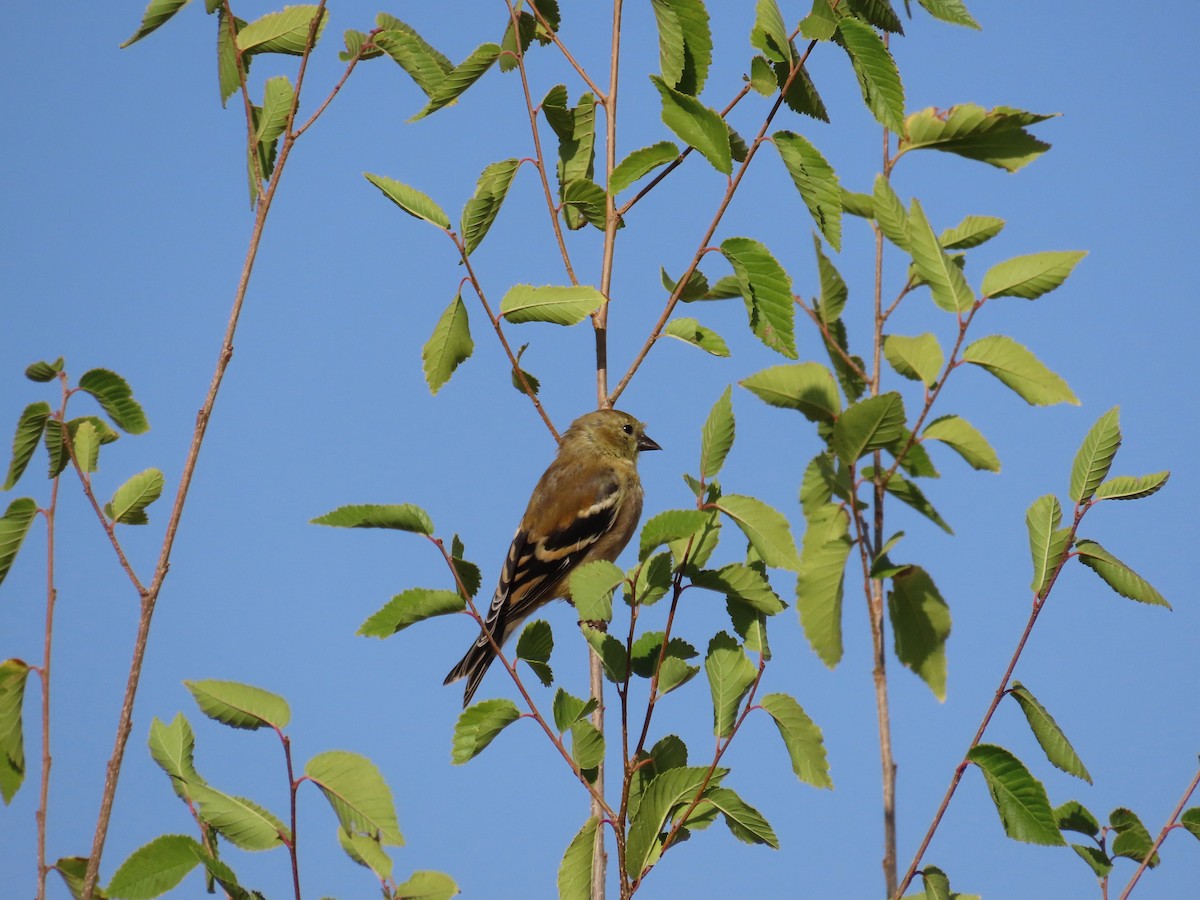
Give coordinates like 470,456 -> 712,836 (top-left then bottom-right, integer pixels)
444,408 -> 661,706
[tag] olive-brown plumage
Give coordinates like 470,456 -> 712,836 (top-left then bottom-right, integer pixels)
444,409 -> 660,706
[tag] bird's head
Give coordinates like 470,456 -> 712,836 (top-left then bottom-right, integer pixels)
563,408 -> 661,461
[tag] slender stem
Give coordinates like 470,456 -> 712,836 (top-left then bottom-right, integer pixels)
281,731 -> 302,900
795,297 -> 868,382
35,474 -> 61,900
528,3 -> 606,100
81,7 -> 333,895
1117,764 -> 1200,900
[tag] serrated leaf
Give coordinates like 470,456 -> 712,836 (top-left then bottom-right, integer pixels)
338,829 -> 393,880
1110,807 -> 1158,866
24,358 -> 64,382
551,689 -> 598,732
650,75 -> 731,175
185,679 -> 290,730
1069,407 -> 1121,503
106,468 -> 164,525
148,714 -> 203,802
649,0 -> 712,95
700,386 -> 734,481
364,173 -> 451,229
625,766 -> 726,877
901,104 -> 1054,173
570,560 -> 624,623
839,187 -> 874,218
848,0 -> 904,33
982,251 -> 1086,300
450,541 -> 480,598
0,658 -> 31,803
759,693 -> 831,787
721,237 -> 797,359
374,25 -> 453,97
516,620 -> 554,686
1075,540 -> 1169,608
921,415 -> 1000,472
795,505 -> 851,667
78,369 -> 149,434
668,511 -> 719,572
1025,494 -> 1070,598
105,834 -> 203,899
873,174 -> 909,249
833,392 -> 906,464
962,335 -> 1078,406
639,509 -> 708,561
1009,682 -> 1091,782
311,503 -> 433,534
610,141 -> 679,195
1093,471 -> 1170,501
192,783 -> 288,850
392,870 -> 460,900
451,700 -> 521,764
1071,843 -> 1114,878
691,563 -> 785,615
915,0 -> 980,28
1179,807 -> 1200,841
883,334 -> 943,386
740,363 -> 840,423
704,632 -> 756,738
237,6 -> 327,55
664,318 -> 730,357
837,17 -> 904,132
939,214 -> 1005,249
1055,799 -> 1101,838
876,470 -> 952,534
216,10 -> 247,108
561,178 -> 608,230
968,744 -> 1065,845
358,589 -> 466,637
704,787 -> 779,847
409,42 -> 500,120
53,857 -> 109,900
3,402 -> 51,490
908,199 -> 975,313
255,76 -> 293,152
0,498 -> 37,591
713,495 -> 801,571
500,284 -> 605,325
461,158 -> 521,256
570,720 -> 605,771
305,750 -> 404,844
581,625 -> 629,682
774,131 -> 842,250
557,817 -> 598,900
888,566 -> 950,700
663,266 -> 712,302
120,0 -> 193,49
72,420 -> 100,474
422,294 -> 474,395
751,0 -> 792,63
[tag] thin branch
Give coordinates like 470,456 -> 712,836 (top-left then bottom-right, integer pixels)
281,731 -> 302,900
795,297 -> 869,382
293,31 -> 375,139
527,3 -> 606,100
35,469 -> 61,900
1117,763 -> 1200,900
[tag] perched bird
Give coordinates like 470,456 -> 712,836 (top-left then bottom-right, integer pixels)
444,408 -> 661,706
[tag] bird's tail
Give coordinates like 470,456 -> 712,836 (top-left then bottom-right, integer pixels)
444,633 -> 499,707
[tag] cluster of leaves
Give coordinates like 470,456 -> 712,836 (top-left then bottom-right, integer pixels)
314,391 -> 832,894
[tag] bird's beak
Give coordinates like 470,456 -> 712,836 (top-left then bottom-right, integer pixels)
638,433 -> 662,452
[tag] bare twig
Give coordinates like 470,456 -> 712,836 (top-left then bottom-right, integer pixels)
34,463 -> 61,900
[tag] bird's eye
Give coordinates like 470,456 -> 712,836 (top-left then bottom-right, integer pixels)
622,424 -> 634,435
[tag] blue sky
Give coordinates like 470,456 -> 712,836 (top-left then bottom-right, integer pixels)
2,2 -> 1197,898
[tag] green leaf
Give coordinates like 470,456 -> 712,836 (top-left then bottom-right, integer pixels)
703,786 -> 779,847
498,10 -> 538,73
1110,807 -> 1159,866
1069,407 -> 1121,504
795,505 -> 851,667
915,0 -> 980,29
191,783 -> 288,850
500,284 -> 605,325
888,566 -> 951,700
305,750 -> 404,844
921,415 -> 1000,472
216,10 -> 247,108
551,689 -> 598,732
389,869 -> 459,898
908,199 -> 975,313
759,693 -> 832,787
72,420 -> 100,474
720,237 -> 797,359
662,266 -> 712,302
516,620 -> 554,686
364,173 -> 451,229
967,744 -> 1065,845
562,178 -> 608,230
451,699 -> 521,764
883,334 -> 943,386
78,369 -> 149,434
185,679 -> 290,730
748,54 -> 776,94
1074,539 -> 1169,608
461,158 -> 521,256
237,6 -> 326,55
1025,495 -> 1070,598
809,237 -> 848,325
625,766 -> 726,877
833,392 -> 906,464
901,104 -> 1054,173
570,720 -> 605,771
649,0 -> 712,95
147,715 -> 204,814
750,0 -> 792,63
422,294 -> 474,395
359,589 -> 466,637
557,817 -> 598,900
581,625 -> 629,681
650,75 -> 731,175
962,335 -> 1079,406
699,386 -> 734,481
668,511 -> 719,572
3,402 -> 51,490
570,560 -> 624,623
120,0 -> 192,49
338,829 -> 393,881
1054,799 -> 1101,838
374,26 -> 453,97
740,363 -> 841,423
1071,843 -> 1114,879
1009,682 -> 1092,783
639,509 -> 708,561
919,865 -> 951,900
104,468 -> 164,525
311,503 -> 433,534
410,43 -> 500,120
255,76 -> 293,152
876,470 -> 952,534
872,174 -> 909,249
939,214 -> 1005,249
630,632 -> 699,680
0,658 -> 31,803
24,358 -> 63,382
773,131 -> 842,250
726,598 -> 770,660
105,834 -> 203,899
704,632 -> 756,738
609,141 -> 679,195
1179,807 -> 1200,841
0,498 -> 37,591
664,318 -> 730,357
1093,471 -> 1170,502
982,251 -> 1086,300
837,17 -> 904,132
53,856 -> 110,900
713,495 -> 801,571
839,188 -> 874,218
691,563 -> 785,615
